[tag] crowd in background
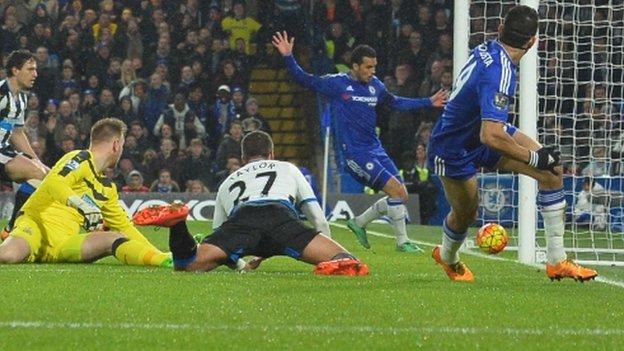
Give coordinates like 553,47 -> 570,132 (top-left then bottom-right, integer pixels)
1,0 -> 278,194
2,0 -> 620,215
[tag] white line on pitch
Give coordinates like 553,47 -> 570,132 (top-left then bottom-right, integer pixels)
330,223 -> 624,289
2,320 -> 624,336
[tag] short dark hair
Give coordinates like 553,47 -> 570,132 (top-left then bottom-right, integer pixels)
6,50 -> 35,77
90,118 -> 127,144
242,131 -> 273,160
500,5 -> 538,49
351,45 -> 377,66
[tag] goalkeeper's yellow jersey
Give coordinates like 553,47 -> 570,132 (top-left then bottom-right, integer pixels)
21,150 -> 147,241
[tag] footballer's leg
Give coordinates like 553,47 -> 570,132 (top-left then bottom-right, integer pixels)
0,236 -> 31,263
54,231 -> 171,266
346,154 -> 420,252
168,221 -> 227,272
0,214 -> 42,263
1,155 -> 47,239
496,130 -> 597,281
302,235 -> 369,276
432,175 -> 477,282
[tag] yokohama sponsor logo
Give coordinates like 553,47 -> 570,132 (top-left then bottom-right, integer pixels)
351,96 -> 378,103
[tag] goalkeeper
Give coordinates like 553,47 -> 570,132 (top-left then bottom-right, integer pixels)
0,118 -> 171,267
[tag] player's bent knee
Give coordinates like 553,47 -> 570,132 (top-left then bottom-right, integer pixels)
0,250 -> 28,263
537,167 -> 563,189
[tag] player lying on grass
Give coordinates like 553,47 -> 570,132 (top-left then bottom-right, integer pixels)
272,31 -> 448,253
133,131 -> 368,276
428,5 -> 597,282
0,118 -> 171,267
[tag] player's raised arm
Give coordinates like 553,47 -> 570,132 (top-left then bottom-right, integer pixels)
272,31 -> 342,97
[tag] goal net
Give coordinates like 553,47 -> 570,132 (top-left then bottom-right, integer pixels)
468,1 -> 624,265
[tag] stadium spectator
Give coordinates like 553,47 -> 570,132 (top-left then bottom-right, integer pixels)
54,61 -> 79,100
404,144 -> 439,225
186,179 -> 209,195
121,134 -> 143,166
211,84 -> 237,136
121,170 -> 150,193
33,46 -> 58,104
119,79 -> 147,114
90,88 -> 122,124
187,84 -> 211,133
419,59 -> 444,98
243,97 -> 272,135
119,96 -> 137,126
214,155 -> 242,187
221,1 -> 261,55
177,65 -> 196,93
155,123 -> 180,150
215,120 -> 243,171
128,120 -> 150,154
150,168 -> 181,193
153,92 -> 205,149
324,22 -> 356,67
396,31 -> 428,81
148,138 -> 180,184
142,73 -> 170,134
231,86 -> 246,118
179,138 -> 213,191
24,111 -> 45,142
383,64 -> 420,162
212,59 -> 246,96
573,177 -> 608,230
582,146 -> 611,177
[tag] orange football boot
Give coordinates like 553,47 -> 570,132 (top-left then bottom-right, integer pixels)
432,246 -> 474,282
132,201 -> 190,227
314,258 -> 369,276
546,259 -> 598,282
0,227 -> 9,240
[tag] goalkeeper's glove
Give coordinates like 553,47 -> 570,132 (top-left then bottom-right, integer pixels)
68,195 -> 104,232
527,146 -> 561,175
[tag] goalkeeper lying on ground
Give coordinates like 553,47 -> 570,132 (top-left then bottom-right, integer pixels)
0,118 -> 171,267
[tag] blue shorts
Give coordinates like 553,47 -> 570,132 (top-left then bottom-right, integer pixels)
344,149 -> 401,191
428,124 -> 517,180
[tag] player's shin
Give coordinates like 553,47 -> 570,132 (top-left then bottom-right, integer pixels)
387,198 -> 409,245
538,188 -> 567,264
5,180 -> 40,232
354,196 -> 388,228
168,221 -> 198,269
111,238 -> 170,267
441,219 -> 467,265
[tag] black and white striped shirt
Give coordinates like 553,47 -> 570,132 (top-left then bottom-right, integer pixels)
0,79 -> 27,149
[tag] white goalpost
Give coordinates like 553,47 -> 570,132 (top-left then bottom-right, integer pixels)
457,0 -> 624,266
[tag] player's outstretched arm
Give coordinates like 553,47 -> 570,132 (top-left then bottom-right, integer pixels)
272,31 -> 341,97
387,89 -> 449,111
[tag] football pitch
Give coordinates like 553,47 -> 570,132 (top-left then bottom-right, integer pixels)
2,220 -> 623,350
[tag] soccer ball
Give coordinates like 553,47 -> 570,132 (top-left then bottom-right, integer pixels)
476,223 -> 508,254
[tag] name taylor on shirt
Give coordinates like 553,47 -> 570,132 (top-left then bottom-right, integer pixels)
231,161 -> 277,179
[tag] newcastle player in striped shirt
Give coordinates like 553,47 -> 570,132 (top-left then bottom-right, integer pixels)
0,50 -> 49,240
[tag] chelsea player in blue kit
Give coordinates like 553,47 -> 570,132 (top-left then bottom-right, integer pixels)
428,6 -> 597,282
272,31 -> 447,253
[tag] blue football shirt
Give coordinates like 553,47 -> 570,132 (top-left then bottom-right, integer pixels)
429,40 -> 517,160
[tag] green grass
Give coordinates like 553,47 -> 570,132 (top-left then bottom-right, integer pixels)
1,220 -> 623,350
